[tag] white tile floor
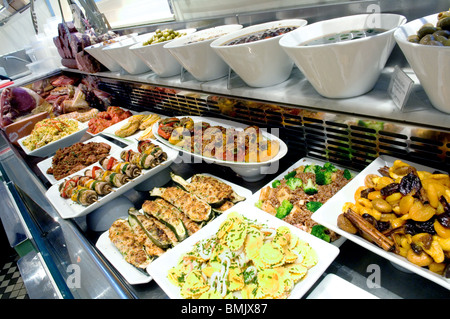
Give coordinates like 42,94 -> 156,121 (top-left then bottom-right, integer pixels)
0,254 -> 28,299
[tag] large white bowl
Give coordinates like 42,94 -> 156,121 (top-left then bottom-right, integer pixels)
280,14 -> 406,98
210,19 -> 307,87
394,13 -> 450,114
103,33 -> 153,75
129,28 -> 196,78
84,34 -> 137,72
163,24 -> 243,82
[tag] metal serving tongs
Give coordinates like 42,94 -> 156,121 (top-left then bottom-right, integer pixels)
30,0 -> 38,34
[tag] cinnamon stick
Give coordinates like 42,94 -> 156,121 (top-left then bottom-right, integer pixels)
344,208 -> 396,252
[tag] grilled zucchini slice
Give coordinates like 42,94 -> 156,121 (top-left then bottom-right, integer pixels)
170,173 -> 246,207
128,207 -> 172,249
150,186 -> 212,222
142,199 -> 188,242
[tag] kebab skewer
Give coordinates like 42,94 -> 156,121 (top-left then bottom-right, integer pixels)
84,165 -> 130,188
99,156 -> 141,179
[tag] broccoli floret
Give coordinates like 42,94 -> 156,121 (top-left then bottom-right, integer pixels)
284,170 -> 296,180
303,178 -> 318,195
303,164 -> 317,174
275,199 -> 293,219
315,169 -> 333,185
311,225 -> 331,242
343,169 -> 353,180
286,177 -> 303,190
306,201 -> 323,213
323,162 -> 338,172
272,180 -> 281,188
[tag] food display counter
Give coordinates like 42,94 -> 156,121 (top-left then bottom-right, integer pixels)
1,0 -> 450,300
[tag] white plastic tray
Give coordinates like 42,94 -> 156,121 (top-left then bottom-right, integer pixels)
312,155 -> 450,291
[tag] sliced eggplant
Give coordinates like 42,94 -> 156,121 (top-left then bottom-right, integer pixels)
170,172 -> 246,207
142,200 -> 188,242
128,207 -> 171,249
150,186 -> 212,222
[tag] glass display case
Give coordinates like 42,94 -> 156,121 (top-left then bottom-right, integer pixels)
1,0 -> 450,299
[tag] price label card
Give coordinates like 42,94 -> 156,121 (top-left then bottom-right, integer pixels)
388,66 -> 414,111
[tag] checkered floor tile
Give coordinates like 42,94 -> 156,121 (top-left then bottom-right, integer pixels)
0,254 -> 29,299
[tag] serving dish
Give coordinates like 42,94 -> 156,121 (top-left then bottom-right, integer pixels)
45,140 -> 178,219
100,111 -> 163,145
163,24 -> 243,82
37,135 -> 124,185
152,116 -> 288,182
84,34 -> 138,72
95,173 -> 250,285
279,13 -> 406,98
394,12 -> 450,114
251,157 -> 357,247
103,33 -> 153,75
312,155 -> 450,290
17,119 -> 88,157
147,206 -> 340,299
130,28 -> 196,77
306,273 -> 378,299
210,19 -> 307,87
96,226 -> 152,285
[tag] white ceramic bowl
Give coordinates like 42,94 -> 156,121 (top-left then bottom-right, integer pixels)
163,24 -> 243,82
280,14 -> 406,98
103,33 -> 153,75
84,34 -> 137,72
210,19 -> 307,87
394,13 -> 450,114
130,28 -> 196,77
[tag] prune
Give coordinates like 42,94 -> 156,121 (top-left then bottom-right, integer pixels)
399,172 -> 422,195
360,187 -> 375,199
380,183 -> 400,196
376,220 -> 391,232
404,219 -> 437,236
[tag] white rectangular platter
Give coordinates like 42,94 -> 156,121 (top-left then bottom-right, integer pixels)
95,173 -> 252,285
251,157 -> 358,247
17,120 -> 88,157
312,155 -> 450,291
37,135 -> 124,185
96,230 -> 152,285
45,140 -> 178,219
100,111 -> 164,145
147,205 -> 340,299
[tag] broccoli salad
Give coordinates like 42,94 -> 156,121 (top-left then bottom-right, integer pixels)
256,162 -> 353,242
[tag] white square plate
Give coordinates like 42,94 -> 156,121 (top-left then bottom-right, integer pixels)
251,157 -> 358,247
37,135 -> 124,184
306,274 -> 378,299
312,155 -> 450,291
147,205 -> 340,299
17,120 -> 88,157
